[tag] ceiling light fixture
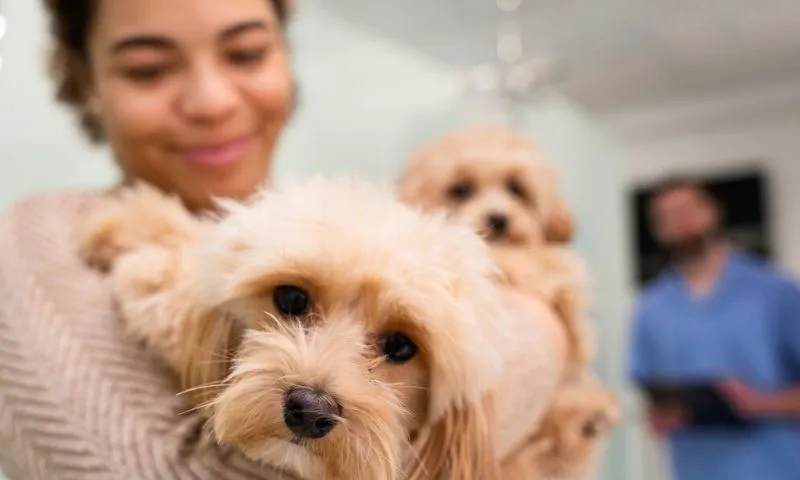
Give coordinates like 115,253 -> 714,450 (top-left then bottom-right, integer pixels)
496,0 -> 521,13
462,0 -> 562,114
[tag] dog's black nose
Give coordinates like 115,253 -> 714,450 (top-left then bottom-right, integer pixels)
487,213 -> 509,233
283,387 -> 341,439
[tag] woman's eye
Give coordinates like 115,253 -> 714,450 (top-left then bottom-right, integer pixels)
380,332 -> 418,364
229,48 -> 267,65
123,66 -> 170,83
273,285 -> 312,317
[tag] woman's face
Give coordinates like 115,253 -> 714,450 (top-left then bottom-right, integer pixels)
88,0 -> 293,210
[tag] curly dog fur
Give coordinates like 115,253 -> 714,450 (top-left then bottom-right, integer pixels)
399,125 -> 620,479
81,177 -> 514,480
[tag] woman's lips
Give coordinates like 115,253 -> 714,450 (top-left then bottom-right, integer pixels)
180,135 -> 254,167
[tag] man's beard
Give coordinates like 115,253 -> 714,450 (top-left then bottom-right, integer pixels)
664,229 -> 722,263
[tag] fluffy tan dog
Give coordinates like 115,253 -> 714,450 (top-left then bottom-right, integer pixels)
501,376 -> 620,480
399,125 -> 619,479
80,177 -> 510,480
399,125 -> 592,377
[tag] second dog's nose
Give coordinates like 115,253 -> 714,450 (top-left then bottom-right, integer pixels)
283,387 -> 341,439
487,213 -> 509,233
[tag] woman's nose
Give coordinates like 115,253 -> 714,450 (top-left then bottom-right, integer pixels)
178,63 -> 238,125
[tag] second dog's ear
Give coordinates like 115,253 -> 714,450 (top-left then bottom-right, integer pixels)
178,306 -> 242,408
397,149 -> 441,208
397,166 -> 428,207
407,394 -> 500,480
545,200 -> 575,244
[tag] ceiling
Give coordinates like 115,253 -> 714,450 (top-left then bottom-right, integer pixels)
323,0 -> 800,113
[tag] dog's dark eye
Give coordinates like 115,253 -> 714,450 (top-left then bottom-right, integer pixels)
381,332 -> 418,364
273,285 -> 311,317
506,178 -> 529,201
448,181 -> 474,201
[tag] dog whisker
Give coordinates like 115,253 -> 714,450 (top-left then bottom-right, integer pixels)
194,348 -> 235,362
177,382 -> 228,396
387,384 -> 430,392
177,403 -> 210,416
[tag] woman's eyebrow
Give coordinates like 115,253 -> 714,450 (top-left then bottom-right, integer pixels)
219,20 -> 272,41
110,20 -> 271,55
111,35 -> 173,55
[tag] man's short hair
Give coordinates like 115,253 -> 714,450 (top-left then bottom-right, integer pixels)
647,175 -> 719,212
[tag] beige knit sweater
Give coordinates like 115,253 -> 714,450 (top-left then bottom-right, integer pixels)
0,191 -> 565,480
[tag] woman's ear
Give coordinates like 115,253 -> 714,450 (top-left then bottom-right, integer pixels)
407,393 -> 499,480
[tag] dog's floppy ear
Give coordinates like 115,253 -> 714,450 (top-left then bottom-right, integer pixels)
407,393 -> 499,480
545,199 -> 575,244
178,305 -> 242,407
538,164 -> 575,244
397,159 -> 429,206
398,147 -> 445,209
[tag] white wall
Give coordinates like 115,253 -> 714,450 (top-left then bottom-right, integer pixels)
0,0 -> 117,209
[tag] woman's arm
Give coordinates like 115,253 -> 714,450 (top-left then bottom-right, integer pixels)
0,193 -> 290,480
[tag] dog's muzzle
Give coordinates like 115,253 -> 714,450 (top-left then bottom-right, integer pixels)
283,386 -> 342,439
486,212 -> 509,240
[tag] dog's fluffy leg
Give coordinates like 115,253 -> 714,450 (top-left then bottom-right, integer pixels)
550,287 -> 593,380
498,245 -> 594,379
81,182 -> 202,270
81,182 -> 205,371
111,244 -> 199,372
502,379 -> 619,480
539,247 -> 594,379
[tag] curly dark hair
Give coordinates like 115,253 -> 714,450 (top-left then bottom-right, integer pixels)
43,0 -> 291,143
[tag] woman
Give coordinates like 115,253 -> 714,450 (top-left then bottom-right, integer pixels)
0,0 -> 567,478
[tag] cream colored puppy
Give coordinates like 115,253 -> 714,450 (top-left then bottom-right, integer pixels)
399,125 -> 620,479
80,177 -> 511,480
399,125 -> 592,377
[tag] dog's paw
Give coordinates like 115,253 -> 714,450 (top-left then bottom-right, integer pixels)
576,395 -> 620,440
112,245 -> 177,298
580,411 -> 611,439
80,200 -> 132,270
81,183 -> 198,270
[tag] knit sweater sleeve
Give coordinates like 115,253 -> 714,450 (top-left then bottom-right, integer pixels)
0,192 -> 289,480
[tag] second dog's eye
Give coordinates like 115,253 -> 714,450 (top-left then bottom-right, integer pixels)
506,178 -> 529,201
273,285 -> 311,317
447,181 -> 474,201
381,332 -> 418,364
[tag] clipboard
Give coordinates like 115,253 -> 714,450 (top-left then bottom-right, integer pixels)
639,379 -> 752,428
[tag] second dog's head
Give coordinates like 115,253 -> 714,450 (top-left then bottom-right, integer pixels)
399,125 -> 574,248
180,177 -> 506,480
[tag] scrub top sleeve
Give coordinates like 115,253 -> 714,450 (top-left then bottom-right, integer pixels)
777,279 -> 800,381
627,303 -> 655,384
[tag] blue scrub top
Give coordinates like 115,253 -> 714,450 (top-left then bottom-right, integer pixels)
628,250 -> 800,480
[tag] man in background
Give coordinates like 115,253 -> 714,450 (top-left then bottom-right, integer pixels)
627,177 -> 800,480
